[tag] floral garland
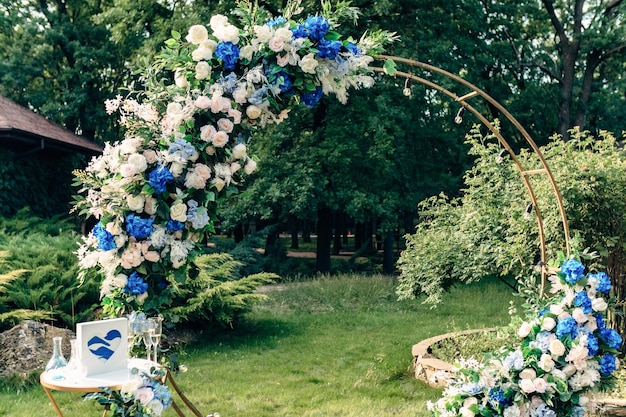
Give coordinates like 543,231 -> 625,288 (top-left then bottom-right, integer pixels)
428,257 -> 622,417
72,0 -> 396,316
86,367 -> 172,417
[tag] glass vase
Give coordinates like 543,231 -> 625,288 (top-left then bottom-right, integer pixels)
64,338 -> 86,383
45,336 -> 67,371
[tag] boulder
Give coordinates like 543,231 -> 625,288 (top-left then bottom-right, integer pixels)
0,320 -> 74,379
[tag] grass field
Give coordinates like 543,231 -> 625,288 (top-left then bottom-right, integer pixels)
0,274 -> 516,417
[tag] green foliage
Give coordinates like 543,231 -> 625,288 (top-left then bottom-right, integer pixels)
397,125 -> 626,332
169,253 -> 279,327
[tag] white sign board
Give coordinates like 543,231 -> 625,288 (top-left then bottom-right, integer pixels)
76,318 -> 127,376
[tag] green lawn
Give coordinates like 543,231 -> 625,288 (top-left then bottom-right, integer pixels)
0,274 -> 515,417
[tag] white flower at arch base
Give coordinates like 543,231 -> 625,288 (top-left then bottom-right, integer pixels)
428,257 -> 622,417
72,0 -> 397,316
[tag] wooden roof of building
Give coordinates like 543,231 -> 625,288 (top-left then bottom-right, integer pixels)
0,95 -> 103,155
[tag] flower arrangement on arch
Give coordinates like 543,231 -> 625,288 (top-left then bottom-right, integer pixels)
85,367 -> 172,417
72,0 -> 397,316
428,256 -> 622,417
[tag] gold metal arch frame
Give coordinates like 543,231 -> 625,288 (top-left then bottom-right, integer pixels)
371,55 -> 571,295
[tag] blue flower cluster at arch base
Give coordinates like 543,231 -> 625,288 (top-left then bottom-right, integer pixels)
428,257 -> 623,417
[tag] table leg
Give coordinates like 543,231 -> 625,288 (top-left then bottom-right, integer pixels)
41,385 -> 64,417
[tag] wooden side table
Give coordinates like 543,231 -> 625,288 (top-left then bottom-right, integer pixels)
40,359 -> 204,417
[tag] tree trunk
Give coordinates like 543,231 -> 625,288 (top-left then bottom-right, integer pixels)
333,210 -> 342,255
289,215 -> 299,249
233,224 -> 244,243
383,230 -> 396,274
264,224 -> 280,257
316,206 -> 333,273
302,220 -> 311,243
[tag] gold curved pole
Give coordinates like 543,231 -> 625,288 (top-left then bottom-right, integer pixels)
372,56 -> 572,295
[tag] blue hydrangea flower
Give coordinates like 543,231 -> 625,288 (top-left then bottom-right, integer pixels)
249,87 -> 268,106
570,406 -> 586,417
302,88 -> 323,107
503,349 -> 524,371
574,291 -> 592,314
599,353 -> 617,375
125,271 -> 148,295
291,24 -> 307,39
188,206 -> 210,230
92,222 -> 117,251
148,165 -> 174,194
599,328 -> 623,350
488,387 -> 510,409
560,258 -> 585,284
589,271 -> 612,293
461,382 -> 482,395
303,16 -> 329,41
168,138 -> 196,160
269,71 -> 293,93
345,41 -> 359,55
125,213 -> 154,239
596,314 -> 606,330
215,42 -> 240,70
533,403 -> 556,417
150,381 -> 172,406
166,219 -> 185,231
266,16 -> 286,27
586,334 -> 599,356
316,39 -> 342,59
555,317 -> 578,339
217,72 -> 239,94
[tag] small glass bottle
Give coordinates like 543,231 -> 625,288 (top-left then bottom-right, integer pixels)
45,336 -> 67,371
64,338 -> 85,382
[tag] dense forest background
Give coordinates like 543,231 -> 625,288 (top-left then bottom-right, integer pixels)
1,0 -> 624,273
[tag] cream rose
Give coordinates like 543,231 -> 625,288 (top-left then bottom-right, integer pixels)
194,163 -> 211,180
209,14 -> 229,30
253,25 -> 272,42
144,197 -> 158,215
239,44 -> 255,61
541,317 -> 556,331
212,131 -> 229,148
269,36 -> 285,52
518,322 -> 532,338
246,104 -> 262,119
134,387 -> 155,405
592,297 -> 608,312
186,24 -> 208,44
533,377 -> 547,394
519,368 -> 536,380
212,178 -> 226,192
538,354 -> 554,372
143,149 -> 158,164
230,162 -> 241,174
119,163 -> 136,178
244,158 -> 257,174
275,27 -> 293,42
127,194 -> 145,212
170,201 -> 188,222
185,171 -> 206,189
232,143 -> 247,159
174,69 -> 189,88
572,307 -> 589,323
518,378 -> 535,394
228,108 -> 242,124
549,339 -> 566,357
200,124 -> 217,142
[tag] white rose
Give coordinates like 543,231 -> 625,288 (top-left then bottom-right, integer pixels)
105,221 -> 121,235
170,201 -> 187,222
134,387 -> 154,405
119,163 -> 136,178
144,197 -> 158,215
275,27 -> 293,42
166,102 -> 183,116
112,273 -> 128,289
191,40 -> 216,61
195,96 -> 212,110
230,162 -> 241,174
211,96 -> 231,114
143,149 -> 158,164
233,86 -> 250,104
212,131 -> 229,147
460,407 -> 475,417
200,124 -> 217,142
121,376 -> 142,396
244,158 -> 257,174
269,36 -> 285,52
184,171 -> 206,189
146,399 -> 164,416
186,24 -> 208,44
533,377 -> 548,394
194,163 -> 212,180
518,322 -> 532,338
127,194 -> 145,212
549,304 -> 564,316
549,339 -> 566,357
232,143 -> 247,159
195,61 -> 211,80
170,161 -> 184,177
217,118 -> 234,133
128,153 -> 147,173
174,69 -> 189,88
210,15 -> 229,31
538,353 -> 554,372
253,25 -> 272,43
239,45 -> 255,61
563,364 -> 577,377
592,297 -> 608,312
299,53 -> 319,74
219,25 -> 240,44
246,104 -> 262,119
519,368 -> 536,380
518,378 -> 536,394
572,307 -> 589,323
541,317 -> 556,331
228,108 -> 242,124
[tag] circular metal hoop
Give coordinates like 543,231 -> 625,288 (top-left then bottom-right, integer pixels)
372,55 -> 571,294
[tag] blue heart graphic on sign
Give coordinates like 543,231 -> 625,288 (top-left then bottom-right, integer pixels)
87,329 -> 122,361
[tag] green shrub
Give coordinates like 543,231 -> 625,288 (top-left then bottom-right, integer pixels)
398,126 -> 626,340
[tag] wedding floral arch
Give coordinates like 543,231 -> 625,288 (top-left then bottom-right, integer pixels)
71,1 -> 621,416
